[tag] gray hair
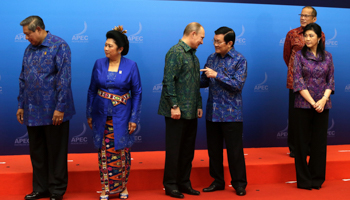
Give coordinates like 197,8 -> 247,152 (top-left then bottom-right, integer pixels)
20,16 -> 45,32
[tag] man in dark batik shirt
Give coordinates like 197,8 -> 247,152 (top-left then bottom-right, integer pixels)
158,22 -> 204,199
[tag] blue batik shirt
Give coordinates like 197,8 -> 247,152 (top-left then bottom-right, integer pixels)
18,32 -> 76,126
200,48 -> 247,122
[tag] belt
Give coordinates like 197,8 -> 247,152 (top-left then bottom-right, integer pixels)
98,89 -> 130,106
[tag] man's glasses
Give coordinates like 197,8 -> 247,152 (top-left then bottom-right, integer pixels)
299,14 -> 314,18
212,40 -> 225,45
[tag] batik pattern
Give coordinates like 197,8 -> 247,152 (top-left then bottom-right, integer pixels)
158,40 -> 202,119
200,48 -> 247,122
98,117 -> 131,194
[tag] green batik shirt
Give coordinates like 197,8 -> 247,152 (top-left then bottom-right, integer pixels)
158,40 -> 202,119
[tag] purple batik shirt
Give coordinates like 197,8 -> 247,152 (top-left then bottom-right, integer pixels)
293,50 -> 335,109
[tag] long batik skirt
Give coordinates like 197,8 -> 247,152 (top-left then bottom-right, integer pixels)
98,117 -> 131,195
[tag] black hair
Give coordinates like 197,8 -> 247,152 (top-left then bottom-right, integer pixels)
214,26 -> 235,47
106,30 -> 129,55
301,23 -> 324,61
302,6 -> 317,17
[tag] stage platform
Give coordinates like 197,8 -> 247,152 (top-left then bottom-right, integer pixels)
1,145 -> 350,199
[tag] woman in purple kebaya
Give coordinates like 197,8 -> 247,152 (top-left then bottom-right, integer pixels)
293,23 -> 335,190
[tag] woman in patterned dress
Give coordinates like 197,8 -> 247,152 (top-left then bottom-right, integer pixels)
86,25 -> 142,200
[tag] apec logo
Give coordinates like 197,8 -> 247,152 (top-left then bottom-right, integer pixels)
72,22 -> 88,43
71,123 -> 88,144
345,84 -> 350,92
279,38 -> 285,46
128,22 -> 143,43
15,33 -> 27,42
327,119 -> 335,137
153,83 -> 163,93
133,123 -> 142,143
14,132 -> 29,146
276,120 -> 288,139
235,25 -> 246,45
326,29 -> 338,47
254,72 -> 269,92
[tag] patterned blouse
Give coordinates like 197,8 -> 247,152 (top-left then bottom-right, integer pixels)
293,50 -> 335,109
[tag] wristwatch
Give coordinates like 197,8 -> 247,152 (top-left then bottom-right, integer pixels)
172,105 -> 178,109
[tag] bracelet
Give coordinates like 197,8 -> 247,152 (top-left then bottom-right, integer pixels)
323,95 -> 329,101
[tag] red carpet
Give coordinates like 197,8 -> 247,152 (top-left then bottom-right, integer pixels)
1,145 -> 350,199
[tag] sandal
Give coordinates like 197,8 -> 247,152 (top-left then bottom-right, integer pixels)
120,193 -> 128,199
100,195 -> 109,200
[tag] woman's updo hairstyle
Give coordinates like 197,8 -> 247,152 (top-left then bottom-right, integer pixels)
106,25 -> 129,55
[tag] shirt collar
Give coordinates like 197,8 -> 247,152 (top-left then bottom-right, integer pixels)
216,47 -> 236,58
305,50 -> 323,61
297,26 -> 304,34
179,39 -> 196,53
29,31 -> 51,49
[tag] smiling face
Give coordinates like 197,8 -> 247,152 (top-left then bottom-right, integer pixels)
300,8 -> 316,27
213,34 -> 232,57
304,29 -> 320,50
190,27 -> 205,49
104,38 -> 121,59
23,25 -> 42,46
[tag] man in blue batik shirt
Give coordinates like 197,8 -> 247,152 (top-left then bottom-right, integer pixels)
16,16 -> 75,200
200,27 -> 247,196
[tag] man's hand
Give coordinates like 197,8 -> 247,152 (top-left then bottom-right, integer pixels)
200,67 -> 218,78
128,122 -> 137,134
16,109 -> 24,124
52,110 -> 64,126
87,118 -> 93,129
197,109 -> 203,118
171,107 -> 181,120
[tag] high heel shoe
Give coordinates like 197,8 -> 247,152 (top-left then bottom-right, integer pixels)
100,195 -> 109,200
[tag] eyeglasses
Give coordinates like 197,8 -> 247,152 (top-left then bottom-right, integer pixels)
212,39 -> 225,45
299,14 -> 314,18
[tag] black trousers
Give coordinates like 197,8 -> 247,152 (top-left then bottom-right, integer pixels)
288,89 -> 297,153
206,121 -> 247,189
294,109 -> 328,189
27,121 -> 70,196
163,117 -> 198,191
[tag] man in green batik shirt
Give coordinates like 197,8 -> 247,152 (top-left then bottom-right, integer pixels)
158,22 -> 205,199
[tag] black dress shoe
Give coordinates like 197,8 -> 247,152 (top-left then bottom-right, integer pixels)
165,190 -> 184,198
50,194 -> 63,200
235,187 -> 246,196
179,186 -> 200,195
24,191 -> 51,200
312,186 -> 321,190
289,151 -> 295,158
202,184 -> 225,192
297,186 -> 312,190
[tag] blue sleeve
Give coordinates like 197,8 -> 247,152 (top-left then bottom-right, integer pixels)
86,60 -> 99,118
55,42 -> 72,112
129,62 -> 142,123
